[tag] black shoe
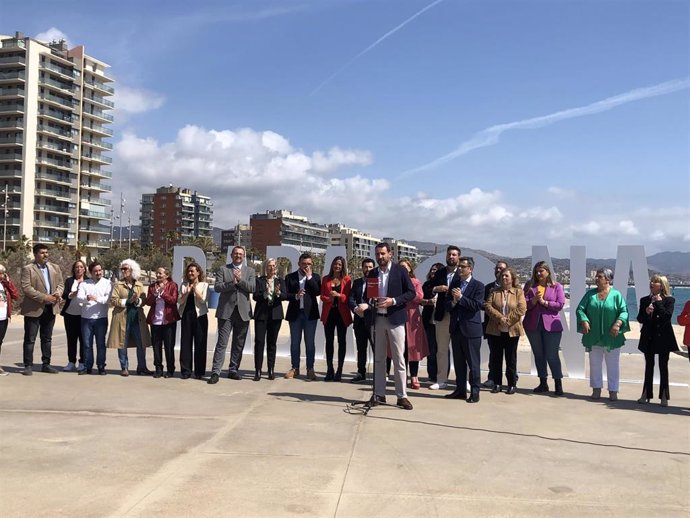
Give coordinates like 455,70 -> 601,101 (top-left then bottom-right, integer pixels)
267,369 -> 275,380
86,368 -> 93,375
253,370 -> 261,381
207,373 -> 219,384
324,369 -> 334,381
554,379 -> 564,396
228,371 -> 241,380
444,391 -> 467,400
467,393 -> 480,404
163,372 -> 172,379
368,395 -> 387,407
78,369 -> 88,376
505,386 -> 516,395
533,378 -> 549,393
98,367 -> 106,375
22,366 -> 33,376
181,373 -> 191,380
350,373 -> 366,384
334,370 -> 342,382
137,367 -> 153,376
41,365 -> 59,374
491,385 -> 502,394
396,397 -> 413,410
194,374 -> 203,380
153,370 -> 163,379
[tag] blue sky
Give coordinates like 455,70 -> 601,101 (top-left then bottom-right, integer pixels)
2,0 -> 689,256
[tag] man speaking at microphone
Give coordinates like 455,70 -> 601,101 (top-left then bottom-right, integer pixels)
367,242 -> 416,410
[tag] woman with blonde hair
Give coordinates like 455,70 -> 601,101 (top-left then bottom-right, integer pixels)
252,258 -> 287,381
107,259 -> 152,376
636,274 -> 678,406
484,267 -> 526,395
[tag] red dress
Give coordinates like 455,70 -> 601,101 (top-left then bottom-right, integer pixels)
404,278 -> 429,361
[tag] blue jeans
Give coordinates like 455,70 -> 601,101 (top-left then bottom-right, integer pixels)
526,318 -> 563,379
117,321 -> 147,370
82,317 -> 108,370
288,311 -> 317,370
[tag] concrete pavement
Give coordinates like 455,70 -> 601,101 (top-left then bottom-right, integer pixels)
0,318 -> 688,517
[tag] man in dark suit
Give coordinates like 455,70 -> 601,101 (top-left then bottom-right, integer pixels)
347,257 -> 375,383
367,242 -> 416,410
20,243 -> 64,375
445,256 -> 485,403
208,246 -> 256,384
482,260 -> 508,389
284,253 -> 321,381
429,245 -> 461,390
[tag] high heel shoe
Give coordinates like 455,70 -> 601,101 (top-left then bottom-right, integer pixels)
267,368 -> 275,380
325,368 -> 334,382
411,377 -> 421,390
637,390 -> 649,404
660,396 -> 668,407
334,368 -> 342,382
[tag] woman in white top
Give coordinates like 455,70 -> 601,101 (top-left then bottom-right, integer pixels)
178,262 -> 208,380
61,260 -> 87,372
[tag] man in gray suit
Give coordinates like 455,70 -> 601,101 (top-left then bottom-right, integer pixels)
208,246 -> 256,384
20,243 -> 64,375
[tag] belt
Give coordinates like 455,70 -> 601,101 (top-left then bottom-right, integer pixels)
376,313 -> 389,318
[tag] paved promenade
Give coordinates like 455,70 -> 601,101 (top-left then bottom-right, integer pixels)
0,316 -> 688,517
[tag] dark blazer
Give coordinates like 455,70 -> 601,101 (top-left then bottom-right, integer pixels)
60,276 -> 82,316
365,263 -> 416,327
637,295 -> 679,354
285,271 -> 321,321
348,276 -> 372,326
421,279 -> 435,325
431,266 -> 460,322
253,276 -> 286,321
446,276 -> 485,338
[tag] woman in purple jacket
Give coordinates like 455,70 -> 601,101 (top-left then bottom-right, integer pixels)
523,261 -> 565,396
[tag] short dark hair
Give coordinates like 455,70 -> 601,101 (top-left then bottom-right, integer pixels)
33,243 -> 48,255
447,245 -> 461,255
496,260 -> 508,269
361,257 -> 375,268
375,242 -> 391,252
459,256 -> 474,268
298,252 -> 312,263
88,261 -> 102,273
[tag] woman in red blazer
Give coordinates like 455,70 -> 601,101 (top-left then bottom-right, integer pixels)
0,264 -> 20,376
399,260 -> 429,390
678,301 -> 690,351
320,256 -> 352,381
146,266 -> 181,378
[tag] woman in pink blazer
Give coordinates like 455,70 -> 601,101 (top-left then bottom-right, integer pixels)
320,256 -> 352,381
399,260 -> 429,390
523,261 -> 565,396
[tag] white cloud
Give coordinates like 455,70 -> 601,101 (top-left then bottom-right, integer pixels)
110,125 -> 690,257
112,85 -> 166,114
547,186 -> 575,198
35,27 -> 72,47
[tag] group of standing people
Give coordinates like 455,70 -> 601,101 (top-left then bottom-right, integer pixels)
0,243 -> 688,412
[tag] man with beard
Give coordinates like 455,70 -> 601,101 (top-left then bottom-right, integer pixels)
367,243 -> 416,410
428,245 -> 461,390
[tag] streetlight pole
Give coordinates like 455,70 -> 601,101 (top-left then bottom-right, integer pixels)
128,212 -> 132,255
118,192 -> 125,247
110,205 -> 115,248
2,183 -> 8,252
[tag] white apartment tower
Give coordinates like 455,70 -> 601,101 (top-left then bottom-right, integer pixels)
0,32 -> 114,252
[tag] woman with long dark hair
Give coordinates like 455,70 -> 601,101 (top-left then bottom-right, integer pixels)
61,260 -> 87,372
320,256 -> 352,381
178,262 -> 208,380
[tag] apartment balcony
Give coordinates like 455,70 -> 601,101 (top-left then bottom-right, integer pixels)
34,203 -> 71,214
39,76 -> 77,95
80,209 -> 109,219
36,171 -> 76,187
40,61 -> 79,81
0,70 -> 25,83
36,156 -> 75,172
36,188 -> 74,202
39,108 -> 76,124
37,124 -> 73,138
81,152 -> 112,165
82,124 -> 112,137
0,152 -> 22,162
88,197 -> 112,207
83,95 -> 115,109
84,81 -> 114,95
0,135 -> 23,146
0,118 -> 23,129
0,102 -> 24,113
79,223 -> 110,234
35,219 -> 70,231
0,55 -> 25,66
0,87 -> 25,99
39,91 -> 78,110
83,139 -> 113,151
81,169 -> 112,179
82,109 -> 114,123
80,181 -> 111,192
37,141 -> 75,157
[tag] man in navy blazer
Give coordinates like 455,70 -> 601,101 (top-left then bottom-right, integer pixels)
347,257 -> 375,383
445,256 -> 485,403
366,243 -> 416,410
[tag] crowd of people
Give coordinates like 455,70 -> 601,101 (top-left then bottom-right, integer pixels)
0,243 -> 688,411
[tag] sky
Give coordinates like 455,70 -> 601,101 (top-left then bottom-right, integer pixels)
1,0 -> 689,257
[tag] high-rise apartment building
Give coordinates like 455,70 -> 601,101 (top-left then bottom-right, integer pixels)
250,209 -> 329,255
0,32 -> 114,252
328,224 -> 380,260
220,223 -> 251,253
140,186 -> 213,250
382,237 -> 418,262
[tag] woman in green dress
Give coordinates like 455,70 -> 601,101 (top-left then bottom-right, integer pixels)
576,268 -> 629,401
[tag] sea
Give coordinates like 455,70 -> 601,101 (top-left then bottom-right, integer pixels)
626,286 -> 690,322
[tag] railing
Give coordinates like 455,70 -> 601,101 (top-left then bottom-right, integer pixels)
0,136 -> 23,145
85,81 -> 114,94
0,152 -> 23,161
0,55 -> 25,65
0,103 -> 24,113
84,95 -> 115,108
0,119 -> 23,128
37,124 -> 72,138
83,124 -> 113,136
40,76 -> 77,93
0,87 -> 25,97
84,110 -> 114,122
39,109 -> 75,122
0,71 -> 25,81
40,62 -> 79,79
39,91 -> 77,109
82,153 -> 112,164
34,204 -> 71,214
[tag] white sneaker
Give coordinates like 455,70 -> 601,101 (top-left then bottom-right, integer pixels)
77,363 -> 86,372
0,367 -> 8,376
63,362 -> 76,372
429,382 -> 448,390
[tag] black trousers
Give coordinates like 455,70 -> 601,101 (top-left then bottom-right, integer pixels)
487,333 -> 519,386
254,318 -> 282,371
0,318 -> 8,355
324,309 -> 347,372
353,317 -> 373,375
643,350 -> 670,399
424,321 -> 438,381
151,323 -> 177,373
451,332 -> 482,398
23,307 -> 56,367
63,313 -> 84,364
180,312 -> 208,377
